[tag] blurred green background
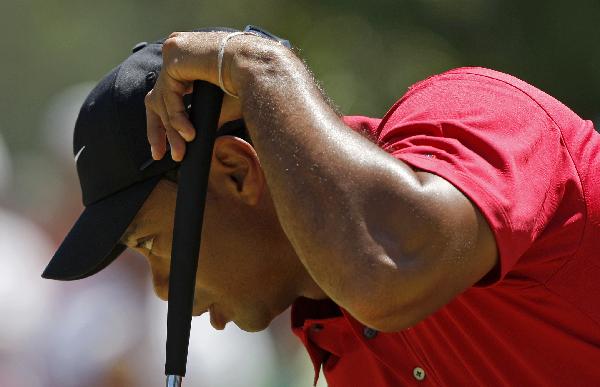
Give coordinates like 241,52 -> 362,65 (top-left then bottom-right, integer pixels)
0,1 -> 598,386
3,0 -> 599,157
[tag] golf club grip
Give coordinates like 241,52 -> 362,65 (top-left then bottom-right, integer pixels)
165,81 -> 224,377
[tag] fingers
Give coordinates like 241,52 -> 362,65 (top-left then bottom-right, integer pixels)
145,74 -> 195,162
158,95 -> 186,162
164,121 -> 187,162
163,76 -> 196,141
145,95 -> 166,160
144,31 -> 246,162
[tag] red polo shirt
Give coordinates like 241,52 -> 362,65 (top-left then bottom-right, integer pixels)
291,67 -> 600,386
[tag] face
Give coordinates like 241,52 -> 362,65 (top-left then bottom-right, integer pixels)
121,138 -> 310,332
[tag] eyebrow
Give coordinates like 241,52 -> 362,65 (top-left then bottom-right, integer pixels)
120,223 -> 138,245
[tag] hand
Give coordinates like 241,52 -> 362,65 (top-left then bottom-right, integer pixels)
144,31 -> 245,161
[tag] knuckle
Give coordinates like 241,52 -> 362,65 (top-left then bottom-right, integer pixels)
166,78 -> 186,93
166,109 -> 184,122
144,92 -> 153,106
163,35 -> 182,53
165,109 -> 177,122
166,128 -> 182,142
170,114 -> 186,127
163,119 -> 175,132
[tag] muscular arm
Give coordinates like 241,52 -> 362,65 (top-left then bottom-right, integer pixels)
148,32 -> 498,331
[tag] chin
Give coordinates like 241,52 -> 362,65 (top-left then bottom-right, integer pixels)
235,316 -> 272,333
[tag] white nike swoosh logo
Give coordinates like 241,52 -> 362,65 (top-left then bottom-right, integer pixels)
74,146 -> 86,162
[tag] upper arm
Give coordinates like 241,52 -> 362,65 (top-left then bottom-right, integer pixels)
412,169 -> 498,287
359,165 -> 498,331
351,71 -> 567,331
401,169 -> 498,322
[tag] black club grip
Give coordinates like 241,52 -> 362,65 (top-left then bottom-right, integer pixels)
165,81 -> 224,377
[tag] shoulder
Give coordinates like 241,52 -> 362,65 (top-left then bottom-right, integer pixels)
382,67 -> 584,132
342,115 -> 382,141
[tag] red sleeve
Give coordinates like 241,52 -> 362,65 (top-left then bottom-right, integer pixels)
377,70 -> 575,285
342,115 -> 382,141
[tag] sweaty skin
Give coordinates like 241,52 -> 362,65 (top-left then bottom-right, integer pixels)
139,31 -> 498,332
122,167 -> 325,332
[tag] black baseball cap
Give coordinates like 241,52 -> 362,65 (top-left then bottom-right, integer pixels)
42,26 -> 289,281
41,34 -> 176,280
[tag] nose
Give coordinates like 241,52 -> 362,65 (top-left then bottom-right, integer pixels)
154,283 -> 169,301
150,267 -> 170,301
146,250 -> 171,301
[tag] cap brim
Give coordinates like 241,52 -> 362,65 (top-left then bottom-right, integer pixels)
42,176 -> 161,281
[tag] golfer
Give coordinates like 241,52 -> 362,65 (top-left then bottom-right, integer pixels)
44,27 -> 600,386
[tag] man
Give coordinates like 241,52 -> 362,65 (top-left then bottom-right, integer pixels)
44,27 -> 600,386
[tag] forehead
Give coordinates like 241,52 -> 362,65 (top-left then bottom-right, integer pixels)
120,222 -> 139,244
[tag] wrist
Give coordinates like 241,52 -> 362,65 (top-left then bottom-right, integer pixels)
226,36 -> 297,99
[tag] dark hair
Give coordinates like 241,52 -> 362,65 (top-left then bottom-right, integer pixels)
163,119 -> 251,184
217,119 -> 252,143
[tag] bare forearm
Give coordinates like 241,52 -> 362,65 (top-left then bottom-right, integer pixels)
231,42 -> 428,318
148,32 -> 498,331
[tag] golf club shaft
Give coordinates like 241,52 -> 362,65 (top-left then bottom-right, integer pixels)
166,375 -> 182,387
165,81 -> 224,381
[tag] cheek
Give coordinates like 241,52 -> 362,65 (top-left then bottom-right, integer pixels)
194,241 -> 243,298
193,197 -> 269,297
194,245 -> 266,303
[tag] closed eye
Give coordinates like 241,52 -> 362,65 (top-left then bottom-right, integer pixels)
136,236 -> 155,251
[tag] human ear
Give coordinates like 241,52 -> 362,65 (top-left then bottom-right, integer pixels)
210,136 -> 265,205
